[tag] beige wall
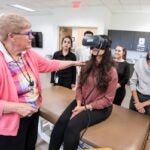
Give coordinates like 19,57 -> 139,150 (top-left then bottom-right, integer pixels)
58,26 -> 97,52
73,27 -> 97,48
59,27 -> 72,50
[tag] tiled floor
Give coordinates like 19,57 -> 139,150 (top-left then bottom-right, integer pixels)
36,74 -> 132,150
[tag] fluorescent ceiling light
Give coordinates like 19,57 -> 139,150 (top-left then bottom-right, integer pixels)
11,4 -> 35,12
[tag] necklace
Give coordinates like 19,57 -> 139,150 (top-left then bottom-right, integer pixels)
20,56 -> 34,87
2,41 -> 35,88
8,53 -> 34,87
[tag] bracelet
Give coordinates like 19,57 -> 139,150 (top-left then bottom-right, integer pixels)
134,101 -> 140,104
85,104 -> 93,111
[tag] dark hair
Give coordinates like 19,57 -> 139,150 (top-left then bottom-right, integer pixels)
146,50 -> 150,61
84,30 -> 93,36
116,45 -> 127,60
100,35 -> 112,50
61,35 -> 73,51
79,35 -> 114,91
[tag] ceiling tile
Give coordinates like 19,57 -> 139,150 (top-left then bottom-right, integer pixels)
101,0 -> 120,5
0,0 -> 150,15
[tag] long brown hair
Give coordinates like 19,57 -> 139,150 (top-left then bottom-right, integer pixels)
79,35 -> 114,91
146,50 -> 150,61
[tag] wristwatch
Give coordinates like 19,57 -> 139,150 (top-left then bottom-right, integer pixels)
85,104 -> 93,111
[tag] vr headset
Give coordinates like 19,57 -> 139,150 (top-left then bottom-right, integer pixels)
82,35 -> 111,49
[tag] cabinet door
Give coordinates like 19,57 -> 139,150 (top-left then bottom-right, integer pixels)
132,32 -> 149,52
108,30 -> 133,50
119,31 -> 133,50
108,30 -> 121,49
146,33 -> 150,50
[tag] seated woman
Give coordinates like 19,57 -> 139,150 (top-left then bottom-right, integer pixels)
129,50 -> 150,115
49,35 -> 118,150
51,35 -> 77,89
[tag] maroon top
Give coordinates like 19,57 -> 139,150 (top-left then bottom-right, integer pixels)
76,67 -> 118,109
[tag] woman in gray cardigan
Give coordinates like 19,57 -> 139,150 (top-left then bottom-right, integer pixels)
129,50 -> 150,115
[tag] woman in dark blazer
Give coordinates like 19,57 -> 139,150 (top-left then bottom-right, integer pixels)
113,45 -> 130,106
51,35 -> 77,89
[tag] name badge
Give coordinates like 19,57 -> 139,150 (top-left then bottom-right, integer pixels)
55,76 -> 59,83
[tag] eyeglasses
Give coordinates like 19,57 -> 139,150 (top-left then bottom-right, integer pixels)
13,31 -> 33,38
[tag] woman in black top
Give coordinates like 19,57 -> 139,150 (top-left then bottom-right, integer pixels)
51,36 -> 77,89
113,45 -> 130,105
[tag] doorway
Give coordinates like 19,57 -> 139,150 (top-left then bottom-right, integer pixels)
59,26 -> 97,51
59,27 -> 72,50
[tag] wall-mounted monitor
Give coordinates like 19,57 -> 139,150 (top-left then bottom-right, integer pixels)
32,32 -> 43,48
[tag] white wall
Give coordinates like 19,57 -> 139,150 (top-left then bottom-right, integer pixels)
27,8 -> 150,60
27,15 -> 57,57
27,7 -> 111,56
111,13 -> 150,32
110,12 -> 150,59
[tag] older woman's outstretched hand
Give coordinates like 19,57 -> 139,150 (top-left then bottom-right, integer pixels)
74,61 -> 86,66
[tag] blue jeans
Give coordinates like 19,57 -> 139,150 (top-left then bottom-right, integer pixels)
129,91 -> 150,115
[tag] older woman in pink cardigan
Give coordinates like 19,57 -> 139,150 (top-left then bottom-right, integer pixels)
0,13 -> 84,150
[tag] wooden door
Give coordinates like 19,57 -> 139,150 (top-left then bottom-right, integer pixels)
59,27 -> 72,50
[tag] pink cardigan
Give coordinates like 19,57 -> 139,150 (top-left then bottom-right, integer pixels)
0,49 -> 60,136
